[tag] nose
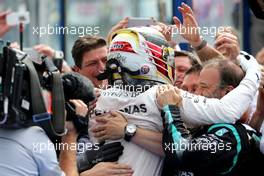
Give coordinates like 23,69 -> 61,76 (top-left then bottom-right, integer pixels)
98,60 -> 105,72
176,72 -> 184,81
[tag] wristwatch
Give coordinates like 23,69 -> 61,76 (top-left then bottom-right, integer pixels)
192,37 -> 207,51
124,124 -> 137,142
53,50 -> 64,59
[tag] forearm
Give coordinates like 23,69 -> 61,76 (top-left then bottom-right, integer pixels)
250,111 -> 264,131
196,44 -> 225,62
249,92 -> 264,131
59,132 -> 79,176
188,37 -> 224,62
131,128 -> 164,156
162,105 -> 191,164
180,67 -> 260,126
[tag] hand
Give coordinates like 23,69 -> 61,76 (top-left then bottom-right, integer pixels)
237,51 -> 260,72
69,99 -> 88,117
172,3 -> 202,47
259,68 -> 264,94
0,11 -> 12,37
66,100 -> 89,134
10,42 -> 20,49
156,84 -> 182,108
77,142 -> 124,172
34,44 -> 55,58
91,111 -> 128,142
107,17 -> 129,43
153,22 -> 172,42
87,88 -> 101,114
256,47 -> 264,65
80,162 -> 133,176
214,32 -> 240,60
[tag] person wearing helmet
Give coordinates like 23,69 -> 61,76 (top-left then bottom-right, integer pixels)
89,27 -> 176,176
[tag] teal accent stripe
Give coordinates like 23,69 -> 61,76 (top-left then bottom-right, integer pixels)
163,105 -> 182,144
252,134 -> 261,143
208,124 -> 241,174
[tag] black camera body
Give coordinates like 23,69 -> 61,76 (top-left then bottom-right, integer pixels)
0,42 -> 33,128
0,41 -> 95,138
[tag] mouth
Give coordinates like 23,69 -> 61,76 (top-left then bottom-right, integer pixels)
174,80 -> 183,86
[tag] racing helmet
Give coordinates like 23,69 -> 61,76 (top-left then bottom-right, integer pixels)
99,26 -> 175,87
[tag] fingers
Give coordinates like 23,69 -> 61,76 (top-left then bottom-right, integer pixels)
10,42 -> 20,49
178,6 -> 185,14
173,16 -> 182,29
33,44 -> 54,58
182,2 -> 194,15
185,13 -> 198,26
216,43 -> 239,59
93,129 -> 107,138
69,99 -> 88,116
110,111 -> 119,116
177,2 -> 194,19
111,169 -> 133,175
0,11 -> 11,19
153,22 -> 172,41
260,70 -> 264,91
174,86 -> 181,94
109,111 -> 127,122
95,115 -> 112,123
120,17 -> 129,27
256,48 -> 264,65
216,43 -> 236,52
91,124 -> 106,133
215,34 -> 239,48
88,99 -> 97,111
94,88 -> 101,98
69,99 -> 86,107
112,163 -> 133,170
157,84 -> 182,107
158,84 -> 171,92
34,44 -> 50,52
86,88 -> 100,112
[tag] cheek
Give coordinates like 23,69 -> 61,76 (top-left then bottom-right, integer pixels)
176,71 -> 185,79
79,68 -> 96,77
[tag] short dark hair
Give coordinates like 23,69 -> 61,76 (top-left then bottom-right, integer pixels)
174,50 -> 201,66
185,63 -> 202,76
203,59 -> 245,88
71,36 -> 106,68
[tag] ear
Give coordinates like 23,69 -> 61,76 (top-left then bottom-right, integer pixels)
225,85 -> 234,94
73,65 -> 80,72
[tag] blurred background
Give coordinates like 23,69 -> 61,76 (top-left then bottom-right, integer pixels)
0,0 -> 263,65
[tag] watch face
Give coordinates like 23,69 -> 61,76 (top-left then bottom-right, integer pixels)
127,124 -> 136,134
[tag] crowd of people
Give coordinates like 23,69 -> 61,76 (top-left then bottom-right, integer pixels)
0,2 -> 264,176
